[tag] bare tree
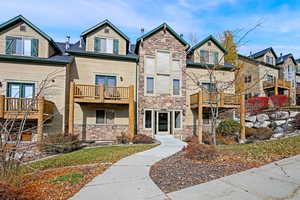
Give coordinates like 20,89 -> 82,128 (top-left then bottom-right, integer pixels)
188,32 -> 199,46
0,70 -> 64,183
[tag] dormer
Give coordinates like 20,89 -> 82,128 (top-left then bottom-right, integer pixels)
80,19 -> 129,56
0,15 -> 61,58
249,47 -> 277,66
187,35 -> 227,65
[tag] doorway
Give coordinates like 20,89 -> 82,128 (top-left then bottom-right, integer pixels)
156,111 -> 170,135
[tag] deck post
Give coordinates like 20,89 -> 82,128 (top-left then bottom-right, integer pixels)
275,78 -> 278,95
0,95 -> 4,118
99,84 -> 104,103
68,82 -> 75,135
37,96 -> 45,143
198,91 -> 203,143
128,85 -> 135,140
220,92 -> 224,107
239,93 -> 246,140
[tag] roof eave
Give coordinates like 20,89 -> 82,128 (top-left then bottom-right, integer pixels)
0,54 -> 71,65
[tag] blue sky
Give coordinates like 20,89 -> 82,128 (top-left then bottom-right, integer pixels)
1,0 -> 300,57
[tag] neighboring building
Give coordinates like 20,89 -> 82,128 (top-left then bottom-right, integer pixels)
0,15 -> 72,142
237,47 -> 299,105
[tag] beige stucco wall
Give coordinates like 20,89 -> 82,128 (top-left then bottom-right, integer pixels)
70,56 -> 136,125
0,61 -> 67,134
256,51 -> 276,65
185,67 -> 235,126
0,22 -> 52,58
192,40 -> 225,65
85,24 -> 127,55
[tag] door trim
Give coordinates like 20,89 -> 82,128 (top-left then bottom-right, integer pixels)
156,111 -> 170,135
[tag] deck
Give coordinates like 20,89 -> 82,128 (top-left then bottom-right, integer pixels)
0,96 -> 54,120
190,91 -> 240,108
72,83 -> 132,104
263,78 -> 291,90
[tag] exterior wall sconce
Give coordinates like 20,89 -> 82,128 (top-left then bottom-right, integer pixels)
183,109 -> 186,116
120,76 -> 123,82
141,108 -> 144,115
0,82 -> 2,87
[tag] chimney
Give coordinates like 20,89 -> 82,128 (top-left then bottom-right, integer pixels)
180,34 -> 183,38
79,37 -> 82,48
65,35 -> 70,50
140,28 -> 145,34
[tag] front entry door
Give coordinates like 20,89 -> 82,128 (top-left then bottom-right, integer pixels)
156,112 -> 169,134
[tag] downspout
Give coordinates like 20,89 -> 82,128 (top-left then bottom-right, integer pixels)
135,56 -> 139,135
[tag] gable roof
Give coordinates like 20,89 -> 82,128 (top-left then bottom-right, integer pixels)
296,58 -> 300,64
135,23 -> 190,53
276,53 -> 297,65
188,35 -> 228,54
80,19 -> 130,41
0,15 -> 61,53
249,47 -> 277,59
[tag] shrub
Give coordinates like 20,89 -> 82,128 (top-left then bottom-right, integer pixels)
40,133 -> 81,153
216,119 -> 241,136
293,113 -> 300,129
132,134 -> 154,144
245,127 -> 273,140
0,182 -> 32,200
247,97 -> 269,114
183,143 -> 217,161
216,135 -> 238,145
270,95 -> 288,108
184,135 -> 199,143
116,132 -> 131,144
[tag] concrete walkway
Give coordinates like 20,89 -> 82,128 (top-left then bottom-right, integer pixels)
169,154 -> 300,200
70,135 -> 186,200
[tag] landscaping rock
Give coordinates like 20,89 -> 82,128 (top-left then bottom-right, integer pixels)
246,115 -> 256,122
245,122 -> 254,128
273,127 -> 284,134
289,111 -> 299,118
256,114 -> 269,122
253,121 -> 270,128
272,120 -> 287,127
272,133 -> 284,139
270,111 -> 289,120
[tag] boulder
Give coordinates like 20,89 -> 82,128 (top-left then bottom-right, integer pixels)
289,111 -> 299,118
272,120 -> 287,127
273,127 -> 284,134
272,133 -> 284,139
253,121 -> 270,128
270,111 -> 289,120
256,114 -> 269,122
246,115 -> 256,122
245,122 -> 254,128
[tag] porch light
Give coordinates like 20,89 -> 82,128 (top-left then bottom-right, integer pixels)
141,108 -> 144,115
120,76 -> 123,82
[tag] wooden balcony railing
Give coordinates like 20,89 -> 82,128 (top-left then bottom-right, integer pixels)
72,83 -> 133,104
263,78 -> 291,89
0,96 -> 54,119
190,91 -> 240,108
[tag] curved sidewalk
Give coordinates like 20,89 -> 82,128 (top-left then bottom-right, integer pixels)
71,135 -> 186,200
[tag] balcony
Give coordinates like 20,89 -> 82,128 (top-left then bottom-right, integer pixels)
296,87 -> 300,94
190,91 -> 240,108
71,83 -> 133,104
0,96 -> 54,120
263,78 -> 291,90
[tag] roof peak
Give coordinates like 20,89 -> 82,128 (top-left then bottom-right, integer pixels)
189,34 -> 227,53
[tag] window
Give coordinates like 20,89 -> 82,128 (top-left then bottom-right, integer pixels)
7,82 -> 35,98
172,59 -> 181,74
157,51 -> 170,73
288,65 -> 293,73
146,77 -> 154,94
202,82 -> 216,92
266,75 -> 274,81
95,75 -> 116,86
20,25 -> 26,32
145,57 -> 155,74
245,75 -> 252,83
174,111 -> 181,129
94,37 -> 119,54
156,75 -> 170,94
200,50 -> 209,63
104,28 -> 110,34
213,52 -> 219,64
5,36 -> 38,56
207,41 -> 211,46
96,110 -> 115,124
266,56 -> 274,65
144,110 -> 152,129
173,79 -> 180,95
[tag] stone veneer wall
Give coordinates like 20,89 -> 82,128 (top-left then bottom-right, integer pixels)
137,29 -> 191,138
74,124 -> 128,141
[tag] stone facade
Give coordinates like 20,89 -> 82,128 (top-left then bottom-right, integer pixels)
74,124 -> 128,141
137,29 -> 189,137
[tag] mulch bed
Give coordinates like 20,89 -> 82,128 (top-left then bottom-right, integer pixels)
150,151 -> 259,193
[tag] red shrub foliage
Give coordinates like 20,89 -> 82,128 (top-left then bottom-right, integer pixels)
184,136 -> 199,143
132,134 -> 154,144
246,97 -> 269,114
183,143 -> 217,161
0,182 -> 32,200
270,95 -> 288,108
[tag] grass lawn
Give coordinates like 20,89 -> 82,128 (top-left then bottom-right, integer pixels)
219,136 -> 300,163
16,144 -> 158,200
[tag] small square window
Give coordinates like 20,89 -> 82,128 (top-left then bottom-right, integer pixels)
208,41 -> 211,46
104,28 -> 110,33
20,25 -> 26,32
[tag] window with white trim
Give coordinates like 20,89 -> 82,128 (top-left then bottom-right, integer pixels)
145,56 -> 155,74
94,37 -> 119,54
157,51 -> 170,74
156,74 -> 170,94
96,110 -> 115,124
173,79 -> 180,95
146,77 -> 154,94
